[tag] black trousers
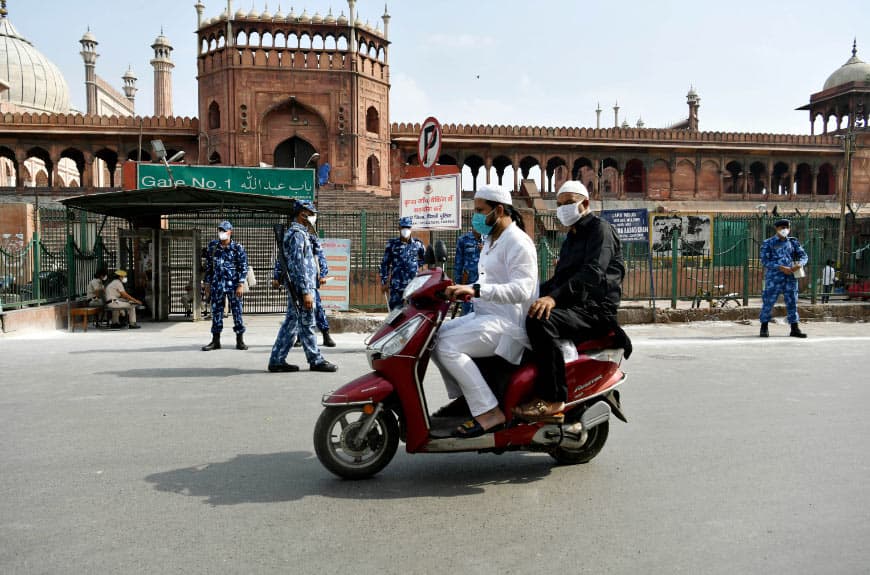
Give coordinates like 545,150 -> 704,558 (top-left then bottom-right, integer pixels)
525,306 -> 613,402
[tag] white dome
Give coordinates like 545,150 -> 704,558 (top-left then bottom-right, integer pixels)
823,42 -> 870,91
0,17 -> 70,114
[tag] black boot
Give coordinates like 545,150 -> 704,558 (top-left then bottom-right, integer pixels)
202,334 -> 221,351
322,330 -> 336,347
759,322 -> 769,338
236,334 -> 248,350
790,323 -> 807,338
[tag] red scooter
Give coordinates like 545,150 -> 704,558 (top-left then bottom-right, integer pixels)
313,251 -> 629,479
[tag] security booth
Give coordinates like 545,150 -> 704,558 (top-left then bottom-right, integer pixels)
60,186 -> 296,322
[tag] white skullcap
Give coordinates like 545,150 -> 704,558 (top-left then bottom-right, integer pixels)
474,184 -> 512,205
557,181 -> 589,199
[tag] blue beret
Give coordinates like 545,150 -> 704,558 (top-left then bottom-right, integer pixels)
399,216 -> 413,228
218,220 -> 233,231
774,218 -> 790,228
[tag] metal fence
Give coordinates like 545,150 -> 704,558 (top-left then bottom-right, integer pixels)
2,208 -> 868,315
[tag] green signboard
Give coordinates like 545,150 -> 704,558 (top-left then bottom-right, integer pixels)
136,164 -> 315,200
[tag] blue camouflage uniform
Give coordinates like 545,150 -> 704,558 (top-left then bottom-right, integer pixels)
269,222 -> 325,367
759,235 -> 808,324
379,220 -> 425,310
204,238 -> 248,335
311,233 -> 330,331
454,230 -> 482,315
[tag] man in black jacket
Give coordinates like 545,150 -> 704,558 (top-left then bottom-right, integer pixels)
517,181 -> 628,419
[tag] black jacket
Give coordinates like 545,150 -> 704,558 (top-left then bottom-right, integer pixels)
540,212 -> 624,315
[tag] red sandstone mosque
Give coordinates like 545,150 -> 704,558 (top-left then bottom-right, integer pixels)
0,0 -> 868,214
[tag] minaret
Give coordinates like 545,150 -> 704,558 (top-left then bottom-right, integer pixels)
194,0 -> 205,28
613,101 -> 620,128
382,4 -> 390,62
79,28 -> 99,115
595,102 -> 602,129
151,30 -> 174,117
687,86 -> 700,131
122,66 -> 137,106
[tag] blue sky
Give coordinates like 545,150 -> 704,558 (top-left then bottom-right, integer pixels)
8,0 -> 869,134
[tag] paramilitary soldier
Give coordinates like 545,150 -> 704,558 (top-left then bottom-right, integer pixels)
268,200 -> 338,373
454,227 -> 483,316
759,218 -> 808,339
201,220 -> 248,351
379,216 -> 425,310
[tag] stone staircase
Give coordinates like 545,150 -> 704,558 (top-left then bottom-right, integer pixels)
316,187 -> 399,213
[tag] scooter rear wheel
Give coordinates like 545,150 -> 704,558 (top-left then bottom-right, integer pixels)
314,406 -> 400,479
548,421 -> 609,465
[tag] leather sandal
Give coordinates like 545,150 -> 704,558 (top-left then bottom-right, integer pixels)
512,399 -> 565,422
452,418 -> 504,438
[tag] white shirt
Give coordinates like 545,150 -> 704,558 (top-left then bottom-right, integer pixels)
822,265 -> 836,285
86,278 -> 103,300
473,221 -> 539,363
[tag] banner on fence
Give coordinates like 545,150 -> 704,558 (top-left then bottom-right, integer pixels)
399,173 -> 461,230
650,214 -> 713,257
320,238 -> 351,311
601,209 -> 649,242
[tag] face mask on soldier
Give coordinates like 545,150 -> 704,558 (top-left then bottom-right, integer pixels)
218,231 -> 230,241
778,228 -> 790,238
400,228 -> 411,239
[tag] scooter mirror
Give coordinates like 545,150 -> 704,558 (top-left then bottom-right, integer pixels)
424,245 -> 436,266
434,240 -> 448,263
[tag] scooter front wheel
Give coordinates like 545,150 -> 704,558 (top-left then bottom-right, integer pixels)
314,406 -> 400,479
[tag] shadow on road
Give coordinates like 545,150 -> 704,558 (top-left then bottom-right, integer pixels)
144,450 -> 553,504
70,345 -> 274,354
97,367 -> 268,378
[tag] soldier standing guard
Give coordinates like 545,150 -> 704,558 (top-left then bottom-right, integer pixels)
268,200 -> 338,373
291,221 -> 335,348
759,218 -> 808,338
454,228 -> 483,315
379,217 -> 425,310
202,220 -> 248,351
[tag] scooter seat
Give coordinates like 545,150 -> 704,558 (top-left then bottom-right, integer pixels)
575,332 -> 617,352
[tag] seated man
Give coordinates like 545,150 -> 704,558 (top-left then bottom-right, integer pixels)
104,269 -> 143,329
431,184 -> 538,437
518,181 -> 628,419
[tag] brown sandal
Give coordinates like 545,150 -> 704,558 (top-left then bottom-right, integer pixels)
512,399 -> 565,422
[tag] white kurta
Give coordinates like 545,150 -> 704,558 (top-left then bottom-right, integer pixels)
432,222 -> 538,416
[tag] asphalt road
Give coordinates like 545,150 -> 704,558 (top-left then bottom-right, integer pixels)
1,317 -> 869,575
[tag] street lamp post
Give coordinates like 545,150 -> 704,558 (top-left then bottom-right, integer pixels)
835,131 -> 854,270
150,139 -> 185,187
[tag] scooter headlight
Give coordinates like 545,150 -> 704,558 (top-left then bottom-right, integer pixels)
402,275 -> 430,300
367,315 -> 425,364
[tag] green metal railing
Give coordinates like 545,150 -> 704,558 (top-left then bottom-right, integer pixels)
2,209 -> 868,315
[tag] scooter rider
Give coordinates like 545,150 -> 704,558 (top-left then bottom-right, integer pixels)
518,181 -> 629,420
431,184 -> 538,438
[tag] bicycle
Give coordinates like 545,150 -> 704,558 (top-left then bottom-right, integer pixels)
691,282 -> 741,309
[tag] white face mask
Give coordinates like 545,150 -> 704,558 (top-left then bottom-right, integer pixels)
556,202 -> 582,227
778,228 -> 790,238
121,277 -> 127,284
218,231 -> 230,241
307,215 -> 317,226
400,228 -> 411,239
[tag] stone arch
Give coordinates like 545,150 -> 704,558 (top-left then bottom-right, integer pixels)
366,106 -> 379,134
366,155 -> 380,186
25,146 -> 52,188
201,38 -> 209,54
571,157 -> 593,180
816,163 -> 834,195
313,34 -> 324,50
405,152 -> 418,165
491,155 -> 512,187
94,148 -> 119,187
601,157 -> 619,196
795,163 -> 812,195
288,33 -> 299,49
749,161 -> 767,194
337,36 -> 348,51
262,31 -> 273,48
208,151 -> 222,165
217,34 -> 225,49
462,154 -> 485,191
261,98 -> 328,167
273,136 -> 317,169
59,148 -> 86,187
438,154 -> 458,166
624,158 -> 646,195
724,161 -> 743,194
648,159 -> 670,199
208,101 -> 221,130
673,159 -> 695,198
237,30 -> 247,45
127,149 -> 151,162
545,156 -> 567,193
249,31 -> 261,46
275,32 -> 286,48
772,162 -> 790,195
0,146 -> 18,187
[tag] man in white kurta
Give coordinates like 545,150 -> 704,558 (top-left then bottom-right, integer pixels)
432,185 -> 538,437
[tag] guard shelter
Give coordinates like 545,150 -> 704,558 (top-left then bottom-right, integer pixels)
60,186 -> 295,323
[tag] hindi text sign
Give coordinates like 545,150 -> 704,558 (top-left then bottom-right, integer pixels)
400,173 -> 461,230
